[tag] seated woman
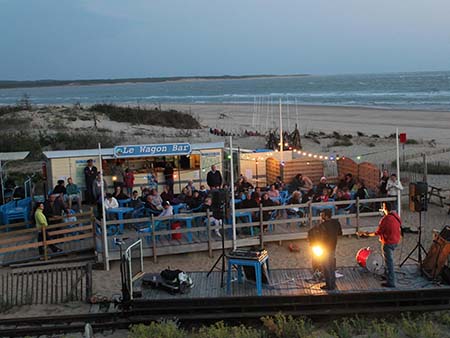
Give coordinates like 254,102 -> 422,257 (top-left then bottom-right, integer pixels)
261,192 -> 276,222
287,191 -> 304,217
113,186 -> 129,201
335,187 -> 351,210
267,184 -> 280,199
186,190 -> 203,210
149,188 -> 163,210
160,185 -> 174,204
314,188 -> 330,203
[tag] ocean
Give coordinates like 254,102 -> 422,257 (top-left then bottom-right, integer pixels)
0,71 -> 449,111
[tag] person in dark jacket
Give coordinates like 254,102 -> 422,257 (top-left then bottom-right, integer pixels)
84,159 -> 98,204
163,163 -> 174,193
206,165 -> 222,190
314,209 -> 342,291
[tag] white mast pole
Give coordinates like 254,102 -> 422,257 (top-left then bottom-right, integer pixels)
396,128 -> 401,216
229,136 -> 237,250
98,143 -> 110,271
279,99 -> 284,164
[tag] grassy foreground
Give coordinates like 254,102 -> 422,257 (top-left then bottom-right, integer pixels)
127,312 -> 450,338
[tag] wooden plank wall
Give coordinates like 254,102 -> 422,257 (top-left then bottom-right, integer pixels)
337,158 -> 380,191
337,158 -> 358,178
265,158 -> 280,186
358,162 -> 381,191
282,158 -> 324,185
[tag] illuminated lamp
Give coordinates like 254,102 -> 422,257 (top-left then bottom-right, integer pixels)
313,155 -> 317,158
312,245 -> 324,258
319,155 -> 323,159
308,154 -> 312,157
357,156 -> 361,160
303,152 -> 307,156
112,176 -> 117,182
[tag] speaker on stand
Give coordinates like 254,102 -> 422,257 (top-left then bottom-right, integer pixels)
401,182 -> 428,268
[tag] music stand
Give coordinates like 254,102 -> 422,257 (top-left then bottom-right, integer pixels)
207,200 -> 227,288
400,209 -> 427,268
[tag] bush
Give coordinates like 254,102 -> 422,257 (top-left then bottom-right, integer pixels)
129,321 -> 186,338
330,138 -> 353,147
197,321 -> 261,338
356,131 -> 366,137
261,313 -> 313,338
406,139 -> 420,145
90,104 -> 201,129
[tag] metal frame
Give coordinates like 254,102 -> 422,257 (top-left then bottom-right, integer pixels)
125,239 -> 144,300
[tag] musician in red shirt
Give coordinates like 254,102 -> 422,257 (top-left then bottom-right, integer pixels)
359,202 -> 402,288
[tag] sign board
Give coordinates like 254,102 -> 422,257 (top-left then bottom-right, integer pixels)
399,133 -> 407,144
114,143 -> 191,158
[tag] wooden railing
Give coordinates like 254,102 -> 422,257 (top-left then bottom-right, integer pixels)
0,263 -> 92,311
0,210 -> 96,265
95,196 -> 397,265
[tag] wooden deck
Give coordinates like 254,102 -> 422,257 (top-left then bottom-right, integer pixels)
130,264 -> 450,317
136,264 -> 444,300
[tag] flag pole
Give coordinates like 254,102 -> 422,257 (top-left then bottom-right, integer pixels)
98,143 -> 110,271
229,136 -> 237,250
396,128 -> 401,216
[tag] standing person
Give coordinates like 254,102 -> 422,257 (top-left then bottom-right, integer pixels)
386,174 -> 403,210
111,160 -> 125,189
378,170 -> 390,197
314,209 -> 342,291
359,202 -> 402,288
206,165 -> 222,190
123,168 -> 135,196
34,202 -> 62,256
84,159 -> 98,204
164,163 -> 174,193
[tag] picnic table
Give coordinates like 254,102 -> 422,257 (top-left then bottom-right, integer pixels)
428,185 -> 448,207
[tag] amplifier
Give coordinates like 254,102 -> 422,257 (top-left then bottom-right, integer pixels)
228,249 -> 268,262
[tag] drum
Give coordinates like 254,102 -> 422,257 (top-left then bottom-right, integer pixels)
356,247 -> 384,274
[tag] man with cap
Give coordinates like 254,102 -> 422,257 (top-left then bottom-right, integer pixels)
84,159 -> 98,204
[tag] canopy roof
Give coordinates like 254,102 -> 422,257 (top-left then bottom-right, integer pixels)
0,151 -> 30,162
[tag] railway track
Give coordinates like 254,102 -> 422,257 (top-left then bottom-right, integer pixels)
2,287 -> 450,337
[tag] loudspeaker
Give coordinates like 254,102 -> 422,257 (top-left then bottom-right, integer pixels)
409,182 -> 428,212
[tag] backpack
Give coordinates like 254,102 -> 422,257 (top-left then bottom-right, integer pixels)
160,268 -> 194,294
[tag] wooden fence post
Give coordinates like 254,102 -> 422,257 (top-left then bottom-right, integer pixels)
207,210 -> 212,258
356,197 -> 360,233
151,214 -> 157,263
42,227 -> 48,261
308,201 -> 313,229
85,263 -> 93,303
259,204 -> 263,247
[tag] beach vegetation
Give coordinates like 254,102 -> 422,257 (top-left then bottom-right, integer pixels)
261,313 -> 313,337
330,138 -> 353,147
406,139 -> 420,145
90,103 -> 201,129
372,134 -> 380,138
129,320 -> 186,338
399,161 -> 450,175
356,131 -> 366,137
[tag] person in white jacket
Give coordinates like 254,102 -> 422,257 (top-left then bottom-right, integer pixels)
386,174 -> 403,210
104,193 -> 119,209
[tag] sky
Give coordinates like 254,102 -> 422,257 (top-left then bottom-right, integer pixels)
1,0 -> 449,80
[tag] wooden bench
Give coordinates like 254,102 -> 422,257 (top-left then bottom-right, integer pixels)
428,185 -> 447,207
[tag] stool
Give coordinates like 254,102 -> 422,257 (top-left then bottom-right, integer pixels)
226,256 -> 269,296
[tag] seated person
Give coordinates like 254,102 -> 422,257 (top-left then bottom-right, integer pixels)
104,193 -> 119,209
53,179 -> 67,195
140,186 -> 151,202
287,191 -> 304,217
239,191 -> 258,209
261,192 -> 276,222
198,185 -> 208,199
184,180 -> 196,194
159,201 -> 173,217
149,188 -> 163,210
355,180 -> 369,200
113,186 -> 129,201
130,190 -> 143,209
273,176 -> 285,191
335,187 -> 351,210
316,176 -> 331,195
267,184 -> 280,199
186,190 -> 203,210
144,194 -> 161,214
236,176 -> 254,195
201,197 -> 222,237
289,173 -> 313,193
345,173 -> 355,191
314,188 -> 330,203
65,177 -> 80,210
160,185 -> 174,204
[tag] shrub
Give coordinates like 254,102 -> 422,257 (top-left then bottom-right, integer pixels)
129,321 -> 186,338
197,321 -> 261,338
330,138 -> 353,147
356,131 -> 366,137
261,313 -> 313,338
370,319 -> 399,338
406,139 -> 420,145
90,104 -> 201,129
